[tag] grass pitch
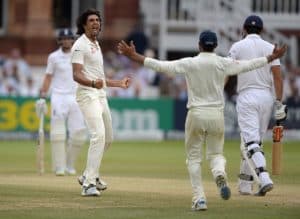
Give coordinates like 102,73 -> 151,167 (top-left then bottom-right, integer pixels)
0,140 -> 299,219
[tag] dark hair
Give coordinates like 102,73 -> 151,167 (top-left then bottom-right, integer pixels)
76,8 -> 102,35
244,26 -> 262,34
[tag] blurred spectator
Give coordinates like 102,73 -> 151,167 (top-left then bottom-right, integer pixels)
0,78 -> 19,96
174,75 -> 188,100
0,48 -> 38,97
3,48 -> 32,85
20,77 -> 39,97
135,49 -> 159,98
114,61 -> 141,98
104,48 -> 160,99
286,75 -> 300,106
0,54 -> 5,66
282,59 -> 300,103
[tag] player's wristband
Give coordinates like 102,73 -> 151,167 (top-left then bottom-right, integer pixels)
91,80 -> 95,88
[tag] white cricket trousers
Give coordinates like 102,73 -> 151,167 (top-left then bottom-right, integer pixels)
50,93 -> 86,172
185,107 -> 227,202
236,88 -> 274,187
77,95 -> 113,186
236,88 -> 273,143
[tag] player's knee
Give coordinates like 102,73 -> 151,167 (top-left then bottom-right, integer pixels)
186,157 -> 202,167
50,120 -> 66,141
50,132 -> 65,142
246,142 -> 266,168
246,142 -> 264,158
90,131 -> 105,144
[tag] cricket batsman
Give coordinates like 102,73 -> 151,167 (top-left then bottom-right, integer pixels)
37,28 -> 87,176
228,15 -> 288,196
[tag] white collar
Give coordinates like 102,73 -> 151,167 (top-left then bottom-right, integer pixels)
245,34 -> 262,39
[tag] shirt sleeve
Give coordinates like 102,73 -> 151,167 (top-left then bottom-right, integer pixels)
45,54 -> 54,75
71,44 -> 84,65
228,44 -> 239,59
221,57 -> 268,76
144,57 -> 187,76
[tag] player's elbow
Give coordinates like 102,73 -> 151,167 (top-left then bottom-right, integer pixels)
73,71 -> 80,83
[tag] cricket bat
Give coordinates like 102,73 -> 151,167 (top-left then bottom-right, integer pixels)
272,121 -> 283,175
37,111 -> 45,175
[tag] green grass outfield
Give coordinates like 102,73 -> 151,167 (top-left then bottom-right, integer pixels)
0,140 -> 299,219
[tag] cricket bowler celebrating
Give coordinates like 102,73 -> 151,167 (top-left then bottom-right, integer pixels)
37,29 -> 86,176
117,30 -> 287,211
71,9 -> 130,196
229,15 -> 287,196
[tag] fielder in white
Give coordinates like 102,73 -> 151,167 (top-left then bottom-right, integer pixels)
71,9 -> 130,196
117,31 -> 287,211
36,29 -> 86,176
228,15 -> 287,196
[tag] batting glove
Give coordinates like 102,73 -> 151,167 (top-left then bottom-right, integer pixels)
35,98 -> 48,117
274,100 -> 287,122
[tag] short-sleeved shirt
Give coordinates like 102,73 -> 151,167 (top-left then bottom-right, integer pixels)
144,53 -> 267,109
71,34 -> 106,97
228,34 -> 280,93
46,48 -> 77,95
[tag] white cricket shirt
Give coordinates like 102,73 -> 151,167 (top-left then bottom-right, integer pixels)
71,34 -> 106,97
144,53 -> 267,109
46,48 -> 77,95
228,34 -> 280,93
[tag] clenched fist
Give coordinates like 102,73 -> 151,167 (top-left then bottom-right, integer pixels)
121,77 -> 131,89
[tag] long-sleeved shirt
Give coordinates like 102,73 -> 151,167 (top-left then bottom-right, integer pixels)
144,52 -> 267,109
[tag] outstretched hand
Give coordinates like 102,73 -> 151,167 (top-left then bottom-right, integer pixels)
117,40 -> 146,64
117,40 -> 136,57
268,44 -> 287,62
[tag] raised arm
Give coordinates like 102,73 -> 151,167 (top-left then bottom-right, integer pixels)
118,40 -> 185,75
226,44 -> 287,76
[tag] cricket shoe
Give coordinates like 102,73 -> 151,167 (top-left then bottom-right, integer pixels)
81,184 -> 101,196
78,175 -> 107,191
216,175 -> 231,200
255,183 -> 273,196
191,198 -> 207,211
